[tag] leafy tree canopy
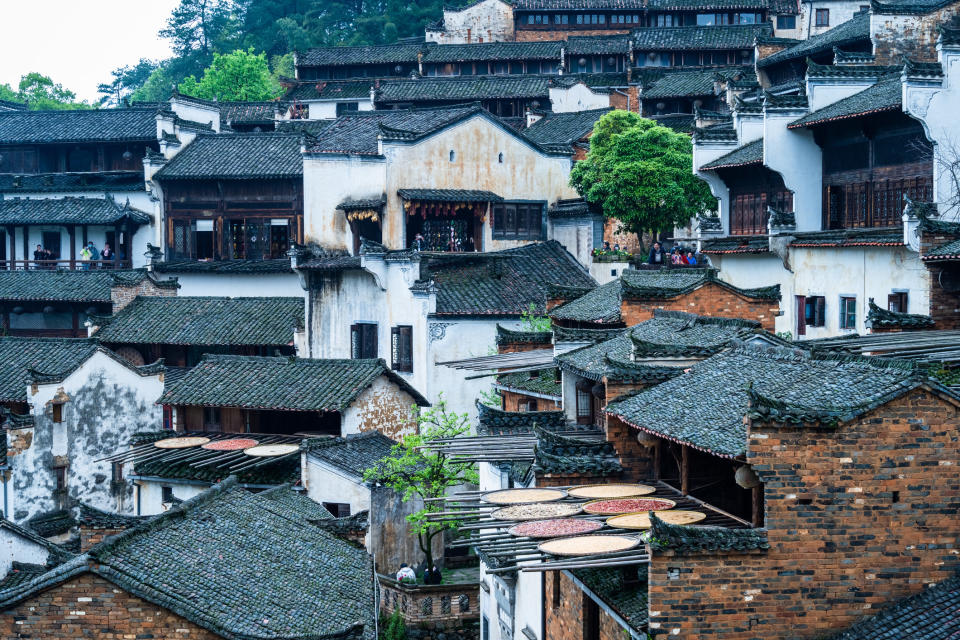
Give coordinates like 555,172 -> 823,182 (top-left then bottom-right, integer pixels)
0,73 -> 90,111
178,48 -> 282,101
98,59 -> 159,107
364,397 -> 478,570
570,111 -> 716,235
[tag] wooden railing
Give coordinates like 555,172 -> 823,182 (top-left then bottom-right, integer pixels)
377,574 -> 479,628
2,259 -> 133,271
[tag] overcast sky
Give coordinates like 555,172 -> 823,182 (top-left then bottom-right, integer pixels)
0,0 -> 181,103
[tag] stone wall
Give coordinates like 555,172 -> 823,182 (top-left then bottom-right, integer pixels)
872,6 -> 960,65
110,276 -> 177,313
0,573 -> 222,639
647,389 -> 960,638
620,283 -> 779,330
379,574 -> 479,629
602,217 -> 642,253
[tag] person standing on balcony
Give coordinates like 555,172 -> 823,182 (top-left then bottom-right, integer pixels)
100,242 -> 114,267
648,241 -> 666,265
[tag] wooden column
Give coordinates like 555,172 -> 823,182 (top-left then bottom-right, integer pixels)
7,226 -> 15,270
114,223 -> 122,268
751,485 -> 764,528
680,444 -> 689,495
68,225 -> 76,269
21,227 -> 28,269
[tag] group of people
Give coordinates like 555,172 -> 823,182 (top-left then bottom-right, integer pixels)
396,562 -> 443,585
34,241 -> 116,269
647,241 -> 703,266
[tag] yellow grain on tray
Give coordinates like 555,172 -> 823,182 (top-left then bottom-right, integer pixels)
538,534 -> 639,557
606,510 -> 706,530
481,488 -> 567,505
567,484 -> 656,499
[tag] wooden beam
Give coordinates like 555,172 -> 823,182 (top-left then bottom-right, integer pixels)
7,226 -> 14,270
751,485 -> 764,528
68,225 -> 76,269
680,444 -> 689,495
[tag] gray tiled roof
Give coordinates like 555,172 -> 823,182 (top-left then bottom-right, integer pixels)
0,108 -> 157,144
0,479 -> 377,640
423,41 -> 563,62
700,137 -> 763,169
0,269 -> 169,303
923,237 -> 960,261
304,431 -> 396,478
788,77 -> 902,128
606,345 -> 929,457
377,75 -> 552,103
398,188 -> 503,202
648,513 -> 769,553
496,369 -> 562,398
298,43 -> 424,67
865,300 -> 935,329
550,278 -> 625,324
0,197 -> 150,225
152,258 -> 294,274
220,101 -> 280,124
757,11 -> 870,68
304,106 -> 477,155
566,34 -> 632,55
94,296 -> 303,346
643,67 -> 754,98
572,567 -> 648,633
426,240 -> 597,316
514,0 -> 645,7
648,0 -> 766,7
257,483 -> 334,520
159,354 -> 428,410
789,227 -> 903,247
633,24 -> 772,50
871,0 -> 957,13
523,108 -> 611,146
700,235 -> 770,254
153,133 -> 303,180
830,575 -> 960,639
282,80 -> 373,102
0,171 -> 145,194
0,337 -> 96,402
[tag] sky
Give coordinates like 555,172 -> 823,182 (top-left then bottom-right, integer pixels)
0,0 -> 181,103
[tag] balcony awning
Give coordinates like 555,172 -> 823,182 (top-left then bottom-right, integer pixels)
338,195 -> 385,222
399,189 -> 502,219
0,196 -> 151,226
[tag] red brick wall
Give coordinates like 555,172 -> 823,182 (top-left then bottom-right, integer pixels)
621,283 -> 779,330
603,218 -> 642,253
110,278 -> 177,313
604,413 -> 654,482
920,230 -> 960,329
543,571 -> 626,640
607,86 -> 640,113
0,573 -> 222,639
647,389 -> 960,638
79,527 -> 125,552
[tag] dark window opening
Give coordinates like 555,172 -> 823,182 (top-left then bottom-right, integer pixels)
112,462 -> 123,483
892,490 -> 900,503
351,323 -> 378,359
815,8 -> 829,25
575,382 -> 593,425
583,595 -> 600,640
776,15 -> 796,28
552,573 -> 561,607
492,202 -> 544,240
162,486 -> 174,503
54,466 -> 67,492
888,291 -> 908,313
391,325 -> 413,372
323,502 -> 352,518
52,403 -> 64,423
203,406 -> 221,431
336,102 -> 360,115
840,296 -> 857,329
805,296 -> 826,327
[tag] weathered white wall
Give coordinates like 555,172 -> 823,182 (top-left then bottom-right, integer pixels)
763,111 -> 823,231
304,98 -> 375,120
135,479 -> 208,516
169,96 -> 221,132
341,375 -> 420,440
163,272 -> 305,298
693,141 -> 738,235
806,78 -> 877,112
904,45 -> 960,223
303,154 -> 386,251
0,526 -> 51,578
383,115 -> 577,251
798,1 -> 864,38
7,351 -> 164,523
426,0 -> 515,44
589,260 -> 631,284
549,84 -> 611,113
550,218 -> 598,268
304,455 -> 371,514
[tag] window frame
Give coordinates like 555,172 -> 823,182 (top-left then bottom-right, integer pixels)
815,8 -> 829,26
492,201 -> 545,240
839,295 -> 857,330
776,14 -> 796,29
888,291 -> 908,313
391,325 -> 413,373
323,502 -> 352,518
351,323 -> 379,359
575,382 -> 593,424
804,295 -> 826,327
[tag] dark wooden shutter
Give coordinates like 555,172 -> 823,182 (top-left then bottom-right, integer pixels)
391,326 -> 413,372
795,296 -> 806,336
815,297 -> 825,327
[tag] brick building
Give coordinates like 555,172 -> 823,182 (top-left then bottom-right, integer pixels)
0,478 -> 378,640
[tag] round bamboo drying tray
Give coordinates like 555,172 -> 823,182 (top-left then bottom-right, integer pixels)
201,438 -> 259,451
567,483 -> 656,499
606,510 -> 706,530
508,518 -> 603,539
538,534 -> 639,557
481,488 -> 567,505
153,436 -> 211,449
491,502 -> 583,521
582,497 -> 676,515
244,443 -> 300,457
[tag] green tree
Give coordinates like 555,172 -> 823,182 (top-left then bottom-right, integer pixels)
179,48 -> 281,101
129,65 -> 178,103
364,397 -> 478,570
99,59 -> 160,106
570,111 -> 716,235
0,84 -> 18,103
161,0 -> 242,76
14,73 -> 90,110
